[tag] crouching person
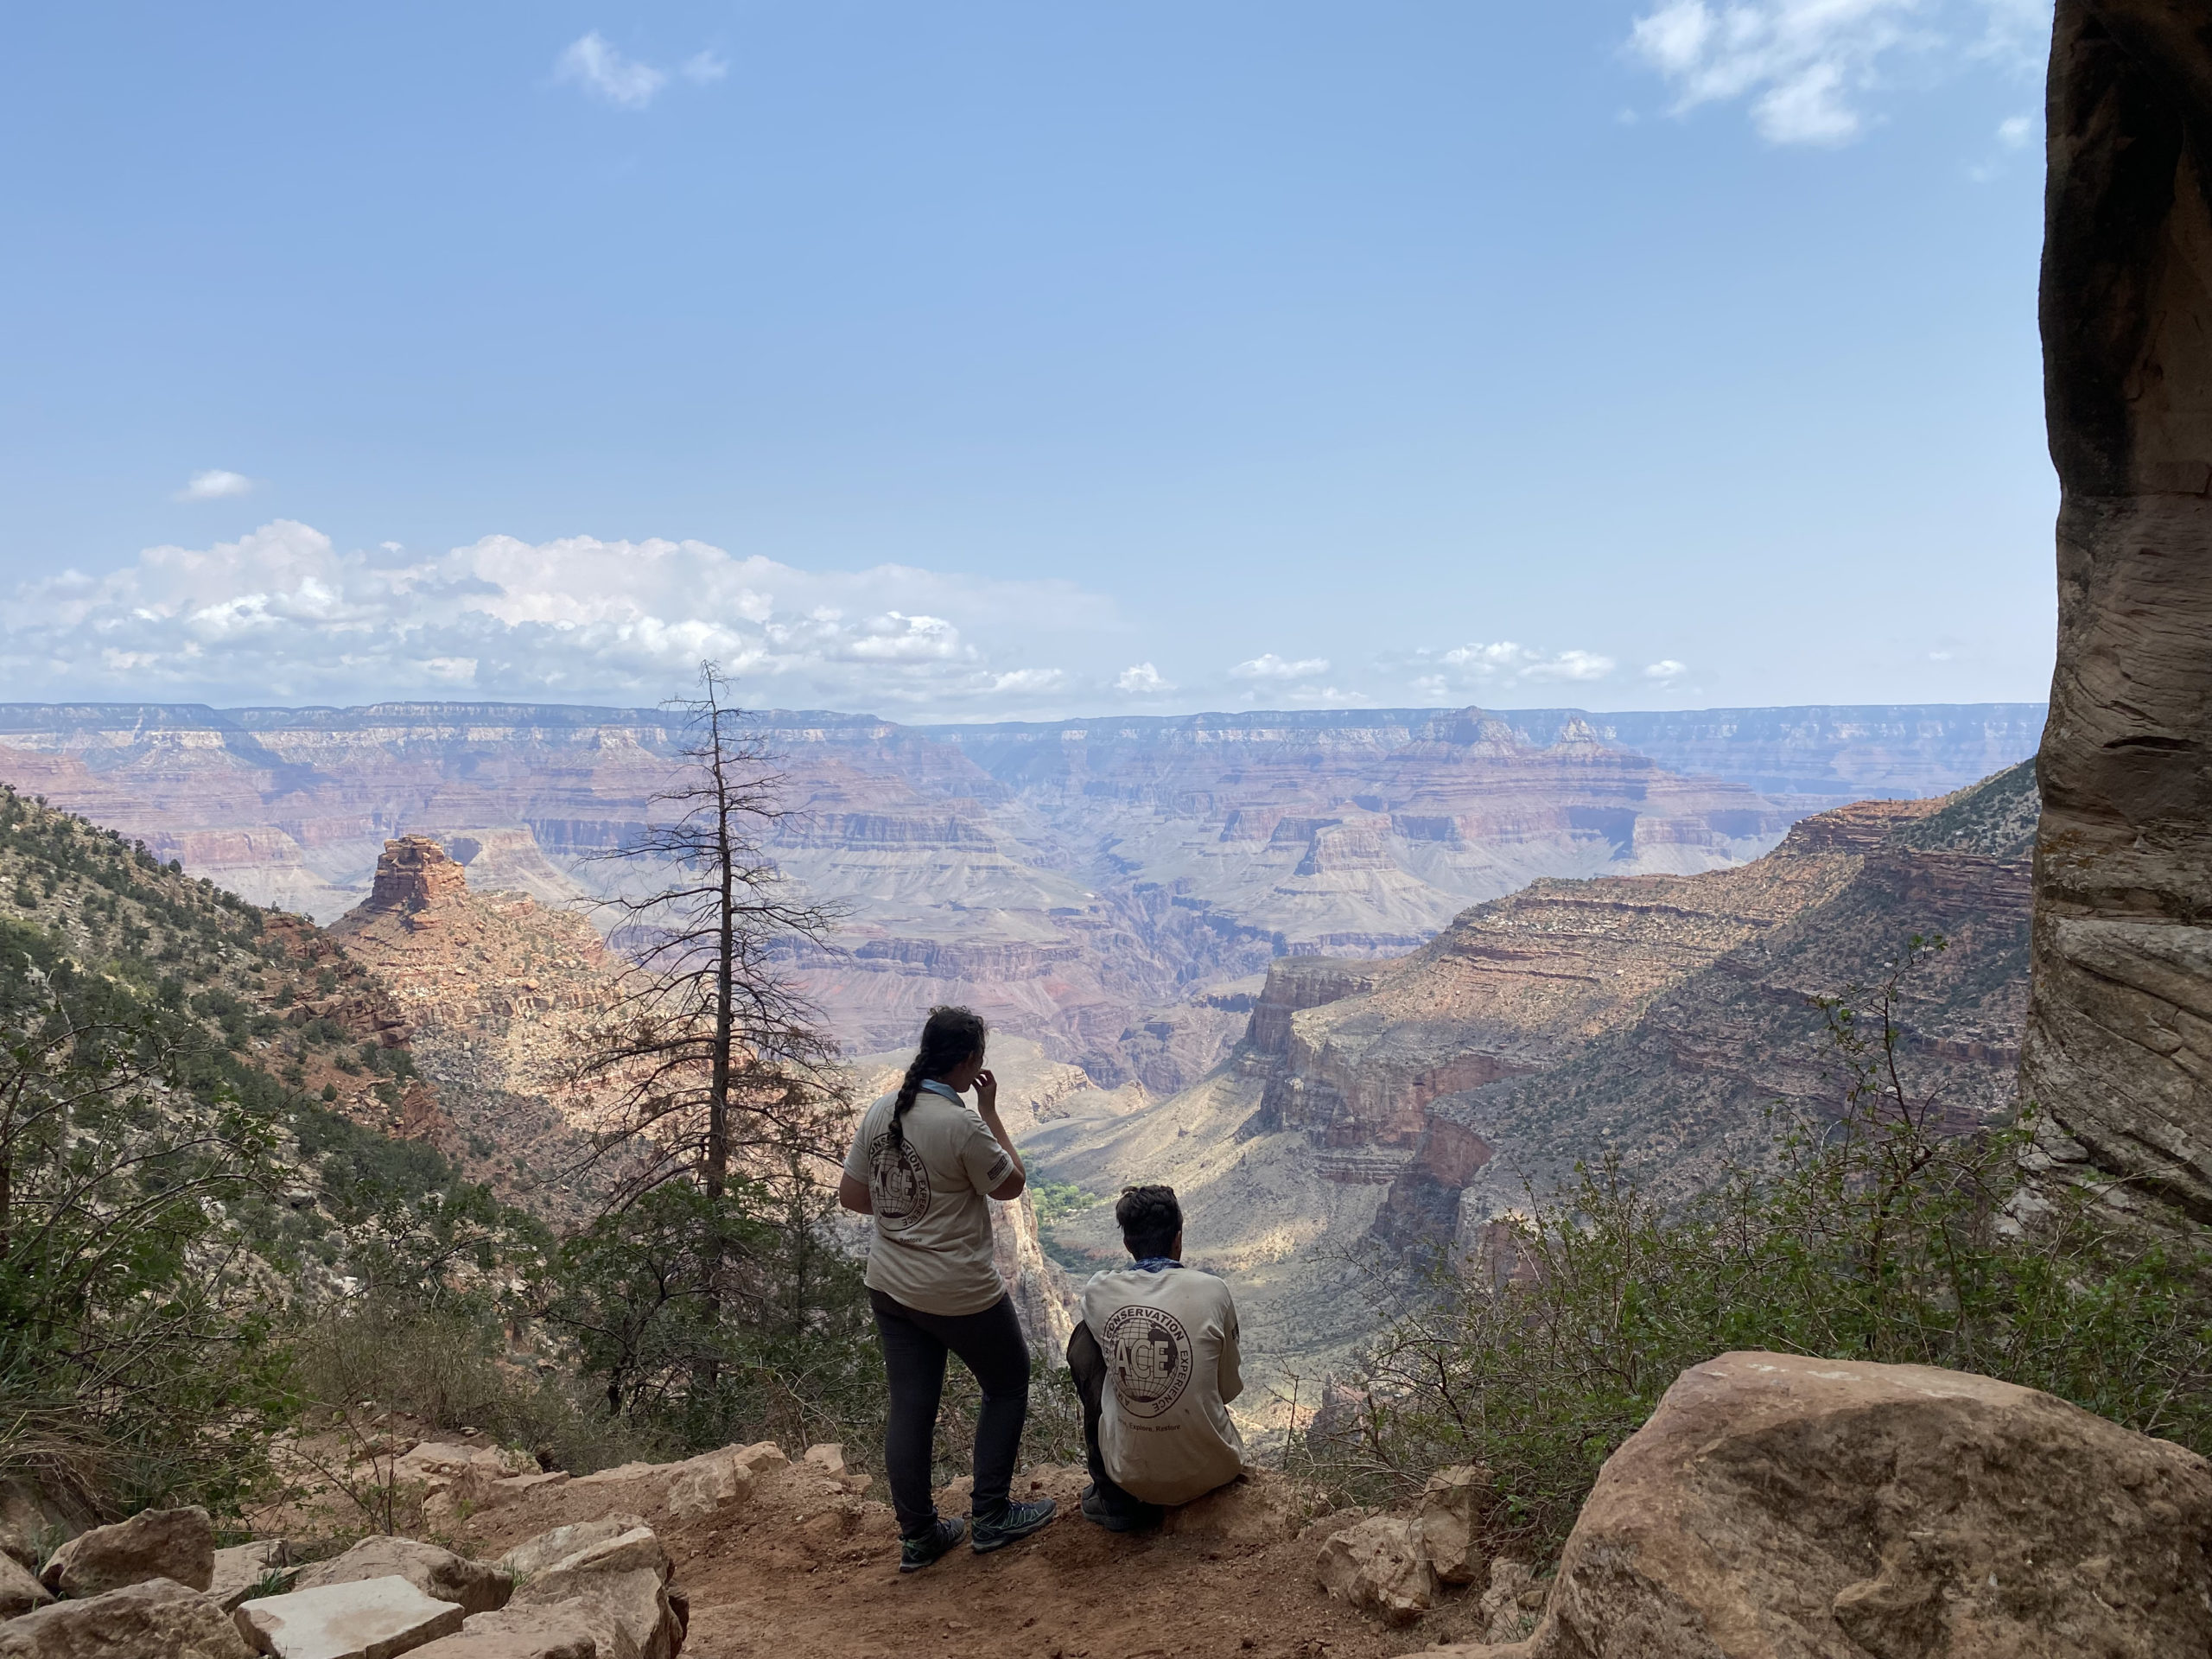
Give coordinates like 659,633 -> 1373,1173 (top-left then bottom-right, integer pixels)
1068,1184 -> 1244,1530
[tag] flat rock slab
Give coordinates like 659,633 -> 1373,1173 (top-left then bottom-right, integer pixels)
236,1573 -> 464,1659
40,1503 -> 215,1596
294,1537 -> 510,1617
410,1605 -> 601,1659
495,1518 -> 652,1583
0,1576 -> 252,1659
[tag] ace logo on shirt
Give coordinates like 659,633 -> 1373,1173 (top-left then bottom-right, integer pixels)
1103,1303 -> 1195,1418
868,1132 -> 931,1230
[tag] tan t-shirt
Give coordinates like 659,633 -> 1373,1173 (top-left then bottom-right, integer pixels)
843,1084 -> 1015,1317
1081,1263 -> 1246,1506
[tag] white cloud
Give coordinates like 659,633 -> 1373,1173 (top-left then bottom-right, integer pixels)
1431,641 -> 1617,683
681,50 -> 728,85
0,521 -> 1116,715
1996,113 -> 2033,147
1626,1 -> 2048,147
176,469 -> 254,502
1643,658 -> 1689,682
1116,662 -> 1172,694
555,32 -> 667,110
1231,652 -> 1330,681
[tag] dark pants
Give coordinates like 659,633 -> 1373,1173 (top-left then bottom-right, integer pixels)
1066,1322 -> 1165,1528
870,1288 -> 1031,1536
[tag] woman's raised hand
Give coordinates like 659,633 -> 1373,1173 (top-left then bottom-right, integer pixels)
973,1068 -> 999,1116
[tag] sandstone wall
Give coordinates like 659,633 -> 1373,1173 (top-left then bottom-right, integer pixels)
2025,3 -> 2212,1221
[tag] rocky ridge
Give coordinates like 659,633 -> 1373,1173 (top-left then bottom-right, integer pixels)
0,702 -> 2039,1090
327,835 -> 626,1208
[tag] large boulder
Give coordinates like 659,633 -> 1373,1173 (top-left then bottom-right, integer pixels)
233,1573 -> 465,1659
1316,1514 -> 1437,1624
0,1577 -> 251,1659
2026,0 -> 2212,1219
511,1580 -> 674,1659
292,1538 -> 511,1618
1420,1351 -> 2212,1658
38,1504 -> 214,1596
0,1557 -> 49,1620
499,1519 -> 680,1659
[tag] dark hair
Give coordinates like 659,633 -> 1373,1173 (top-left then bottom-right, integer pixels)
1116,1184 -> 1182,1260
891,1005 -> 988,1147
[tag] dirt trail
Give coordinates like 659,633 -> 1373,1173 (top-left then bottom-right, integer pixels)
440,1458 -> 1493,1659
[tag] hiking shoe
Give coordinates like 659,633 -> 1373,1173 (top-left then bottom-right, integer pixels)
1080,1483 -> 1159,1533
971,1497 -> 1058,1554
899,1516 -> 967,1573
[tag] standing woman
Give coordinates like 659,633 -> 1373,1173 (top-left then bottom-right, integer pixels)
839,1005 -> 1058,1571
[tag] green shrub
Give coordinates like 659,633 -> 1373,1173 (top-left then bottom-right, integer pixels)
1292,938 -> 2212,1554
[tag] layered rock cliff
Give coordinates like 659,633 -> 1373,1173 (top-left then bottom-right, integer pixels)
2025,4 -> 2212,1225
1033,764 -> 2038,1387
0,700 -> 2041,1094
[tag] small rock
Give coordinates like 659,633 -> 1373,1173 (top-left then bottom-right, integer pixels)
731,1443 -> 786,1478
211,1541 -> 296,1613
0,1555 -> 50,1620
234,1573 -> 465,1659
1414,1465 -> 1491,1586
293,1537 -> 512,1617
40,1505 -> 215,1596
801,1445 -> 844,1479
1315,1515 -> 1436,1624
667,1452 -> 753,1523
1477,1558 -> 1540,1645
0,1577 -> 251,1659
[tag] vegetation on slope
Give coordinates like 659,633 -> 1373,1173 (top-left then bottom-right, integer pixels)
1296,933 -> 2212,1554
0,778 -> 1083,1527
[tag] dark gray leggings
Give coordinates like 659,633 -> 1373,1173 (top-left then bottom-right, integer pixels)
869,1288 -> 1031,1535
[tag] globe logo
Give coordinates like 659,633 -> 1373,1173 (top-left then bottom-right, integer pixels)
1102,1303 -> 1194,1419
868,1132 -> 931,1230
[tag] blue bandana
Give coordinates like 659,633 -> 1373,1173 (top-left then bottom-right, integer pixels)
916,1079 -> 965,1103
1130,1256 -> 1182,1273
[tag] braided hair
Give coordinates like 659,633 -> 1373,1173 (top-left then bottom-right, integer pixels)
890,1004 -> 989,1147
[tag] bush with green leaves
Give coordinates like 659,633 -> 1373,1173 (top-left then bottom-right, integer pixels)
0,925 -> 296,1516
1291,938 -> 2212,1554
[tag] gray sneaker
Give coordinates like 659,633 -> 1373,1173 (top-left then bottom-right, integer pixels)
899,1516 -> 967,1573
970,1497 -> 1058,1554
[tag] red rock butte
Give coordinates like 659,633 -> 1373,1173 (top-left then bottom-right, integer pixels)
365,836 -> 467,924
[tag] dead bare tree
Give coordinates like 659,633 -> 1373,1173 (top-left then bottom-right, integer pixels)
563,661 -> 850,1208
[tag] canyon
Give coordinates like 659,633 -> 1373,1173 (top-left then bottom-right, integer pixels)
0,700 -> 2040,1091
0,701 -> 2046,1389
1033,760 -> 2037,1390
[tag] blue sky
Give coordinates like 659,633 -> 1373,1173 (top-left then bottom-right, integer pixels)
0,2 -> 2056,719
